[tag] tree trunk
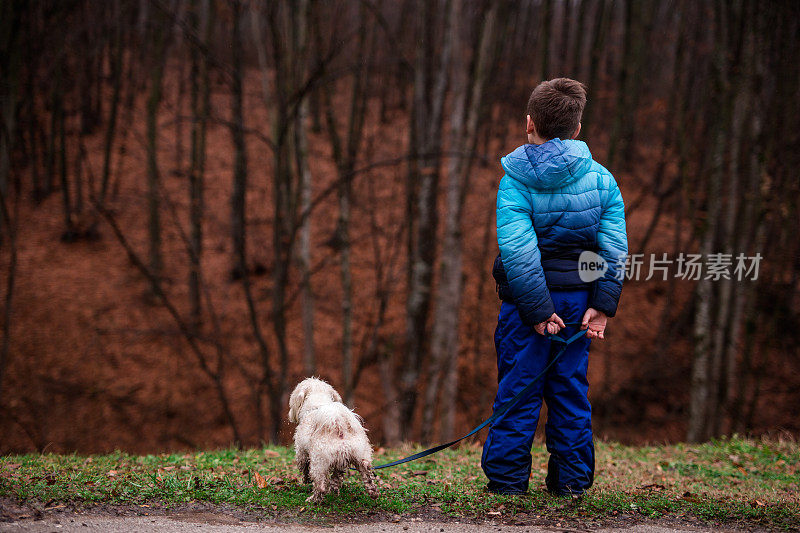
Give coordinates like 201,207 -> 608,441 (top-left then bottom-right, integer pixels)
230,0 -> 247,281
57,73 -> 74,240
571,0 -> 589,79
710,68 -> 746,436
732,2 -> 768,434
559,0 -> 572,74
539,0 -> 553,79
188,0 -> 212,327
255,0 -> 313,440
291,0 -> 316,379
146,9 -> 168,295
606,0 -> 634,170
582,0 -> 611,140
687,1 -> 730,442
297,97 -> 316,377
423,0 -> 502,443
0,189 -> 17,400
99,4 -> 123,206
0,0 -> 21,237
318,2 -> 370,405
400,0 -> 453,441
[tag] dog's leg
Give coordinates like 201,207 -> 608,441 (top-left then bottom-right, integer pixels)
329,468 -> 345,494
356,460 -> 379,498
307,458 -> 330,503
295,449 -> 311,484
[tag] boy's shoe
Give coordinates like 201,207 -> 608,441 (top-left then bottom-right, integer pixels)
484,484 -> 527,496
547,488 -> 585,499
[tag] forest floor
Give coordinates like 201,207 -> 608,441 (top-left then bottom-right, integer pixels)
1,437 -> 798,531
6,63 -> 799,453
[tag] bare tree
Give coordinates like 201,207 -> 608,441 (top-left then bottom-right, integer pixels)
606,0 -> 653,171
0,0 -> 21,221
0,189 -> 17,400
539,0 -> 553,79
688,0 -> 747,442
4,0 -> 800,452
399,0 -> 453,441
93,191 -> 243,444
145,6 -> 169,294
423,0 -> 504,443
571,0 -> 589,79
318,2 -> 372,405
98,1 -> 124,207
249,0 -> 318,441
297,82 -> 316,377
229,0 -> 247,280
187,0 -> 212,326
582,0 -> 611,140
0,3 -> 22,390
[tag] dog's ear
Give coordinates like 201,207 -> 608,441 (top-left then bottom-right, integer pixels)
288,386 -> 307,424
330,388 -> 342,403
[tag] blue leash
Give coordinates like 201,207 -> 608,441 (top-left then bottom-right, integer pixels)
373,322 -> 588,470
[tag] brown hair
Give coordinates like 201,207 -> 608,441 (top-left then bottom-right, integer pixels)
526,78 -> 587,140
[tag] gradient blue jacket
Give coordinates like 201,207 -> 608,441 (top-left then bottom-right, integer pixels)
494,139 -> 627,326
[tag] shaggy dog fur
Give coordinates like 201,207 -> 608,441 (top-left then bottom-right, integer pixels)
288,377 -> 379,503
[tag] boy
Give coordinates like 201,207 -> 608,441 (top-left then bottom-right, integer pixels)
482,78 -> 627,496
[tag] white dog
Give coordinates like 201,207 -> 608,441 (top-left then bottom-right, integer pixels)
288,377 -> 379,503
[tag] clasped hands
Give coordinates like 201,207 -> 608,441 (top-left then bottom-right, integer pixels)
533,307 -> 608,340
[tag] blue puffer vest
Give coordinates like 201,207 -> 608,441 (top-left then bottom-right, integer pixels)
493,139 -> 628,326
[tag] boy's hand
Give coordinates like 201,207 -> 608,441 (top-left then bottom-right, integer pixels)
581,308 -> 608,339
534,313 -> 566,336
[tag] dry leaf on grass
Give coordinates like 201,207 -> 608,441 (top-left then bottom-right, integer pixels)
253,471 -> 268,489
44,504 -> 66,511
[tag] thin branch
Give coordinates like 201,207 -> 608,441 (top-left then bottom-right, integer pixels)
91,199 -> 243,445
0,186 -> 19,401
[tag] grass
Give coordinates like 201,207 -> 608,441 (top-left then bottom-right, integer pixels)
1,436 -> 798,529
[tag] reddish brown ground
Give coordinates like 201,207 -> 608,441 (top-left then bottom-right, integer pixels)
1,69 -> 796,454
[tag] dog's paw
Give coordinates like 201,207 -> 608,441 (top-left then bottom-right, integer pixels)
306,493 -> 324,504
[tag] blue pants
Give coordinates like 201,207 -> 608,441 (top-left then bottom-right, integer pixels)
481,290 -> 594,495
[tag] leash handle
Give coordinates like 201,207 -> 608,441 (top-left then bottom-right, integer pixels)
373,321 -> 586,470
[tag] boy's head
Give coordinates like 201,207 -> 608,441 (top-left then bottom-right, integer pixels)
526,78 -> 587,143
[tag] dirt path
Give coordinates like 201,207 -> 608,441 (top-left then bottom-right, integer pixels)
0,499 -> 762,532
0,513 -> 755,533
